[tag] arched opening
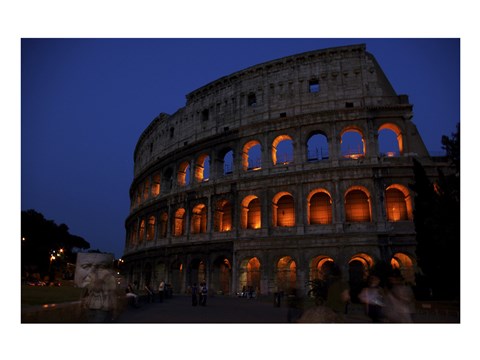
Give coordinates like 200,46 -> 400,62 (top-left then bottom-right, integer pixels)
143,262 -> 153,287
272,192 -> 295,227
212,257 -> 232,294
341,128 -> 365,159
378,123 -> 403,157
307,132 -> 329,161
310,256 -> 335,281
177,161 -> 191,186
307,189 -> 333,224
152,173 -> 161,197
386,185 -> 412,221
143,178 -> 150,201
189,258 -> 206,286
170,260 -> 183,293
391,253 -> 415,284
138,219 -> 145,243
242,140 -> 262,171
272,135 -> 294,165
155,261 -> 167,288
349,253 -> 374,302
239,257 -> 261,292
195,154 -> 210,182
214,199 -> 232,232
130,222 -> 138,247
163,167 -> 174,192
345,188 -> 371,222
158,212 -> 168,238
191,203 -> 207,234
146,216 -> 156,241
223,149 -> 234,175
173,208 -> 186,237
241,195 -> 261,229
276,256 -> 297,292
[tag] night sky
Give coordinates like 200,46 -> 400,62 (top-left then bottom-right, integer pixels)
21,38 -> 459,259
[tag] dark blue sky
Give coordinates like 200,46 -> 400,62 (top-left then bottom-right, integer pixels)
21,38 -> 459,259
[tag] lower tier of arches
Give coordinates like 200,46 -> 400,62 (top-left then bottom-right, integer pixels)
122,239 -> 417,301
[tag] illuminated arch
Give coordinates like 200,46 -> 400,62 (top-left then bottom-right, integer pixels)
214,199 -> 232,232
345,186 -> 372,222
385,184 -> 413,221
241,195 -> 261,229
307,188 -> 333,224
310,255 -> 335,281
177,161 -> 191,186
151,173 -> 161,197
191,203 -> 207,234
146,215 -> 156,241
341,127 -> 366,159
276,256 -> 297,292
239,257 -> 261,291
272,134 -> 293,165
242,140 -> 262,171
194,153 -> 210,182
378,123 -> 404,156
391,252 -> 415,284
173,208 -> 186,237
272,191 -> 295,227
138,219 -> 145,243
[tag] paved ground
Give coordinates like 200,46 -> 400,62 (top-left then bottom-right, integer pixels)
114,294 -> 460,324
115,295 -> 294,323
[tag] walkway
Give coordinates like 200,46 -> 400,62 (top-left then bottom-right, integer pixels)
115,295 -> 459,324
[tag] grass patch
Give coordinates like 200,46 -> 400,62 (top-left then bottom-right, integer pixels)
21,282 -> 83,305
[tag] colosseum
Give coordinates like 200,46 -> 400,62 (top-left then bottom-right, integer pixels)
123,43 -> 443,299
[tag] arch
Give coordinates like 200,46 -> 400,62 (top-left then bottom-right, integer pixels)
194,153 -> 210,182
345,187 -> 371,222
272,191 -> 295,227
214,199 -> 232,232
163,167 -> 174,192
241,195 -> 261,229
307,189 -> 333,224
130,222 -> 138,247
212,256 -> 232,294
189,258 -> 206,285
173,208 -> 186,237
307,132 -> 329,161
378,123 -> 404,156
276,256 -> 297,292
348,253 -> 374,302
191,203 -> 207,234
146,215 -> 156,241
151,173 -> 161,197
341,127 -> 366,159
138,219 -> 145,243
242,140 -> 262,171
170,260 -> 183,293
272,134 -> 294,165
222,149 -> 234,175
143,178 -> 150,200
177,161 -> 191,186
310,255 -> 335,281
158,212 -> 168,238
385,184 -> 413,221
391,252 -> 415,284
239,257 -> 261,292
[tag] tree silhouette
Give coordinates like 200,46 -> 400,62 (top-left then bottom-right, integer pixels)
21,209 -> 90,277
410,123 -> 460,300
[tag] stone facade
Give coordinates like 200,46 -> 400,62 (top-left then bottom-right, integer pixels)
123,44 -> 443,298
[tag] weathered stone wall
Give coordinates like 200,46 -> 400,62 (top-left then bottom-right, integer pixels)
124,44 -> 441,297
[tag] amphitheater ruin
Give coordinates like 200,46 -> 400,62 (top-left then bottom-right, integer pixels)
123,44 -> 445,299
